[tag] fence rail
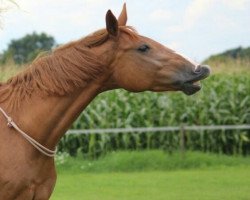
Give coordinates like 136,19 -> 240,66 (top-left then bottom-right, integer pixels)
63,125 -> 250,157
66,124 -> 250,135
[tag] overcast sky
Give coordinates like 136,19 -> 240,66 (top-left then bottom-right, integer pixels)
1,0 -> 250,61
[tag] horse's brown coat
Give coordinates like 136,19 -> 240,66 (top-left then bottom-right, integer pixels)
0,4 -> 210,199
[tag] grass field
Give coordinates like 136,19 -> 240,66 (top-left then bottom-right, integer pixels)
51,151 -> 250,200
51,168 -> 250,200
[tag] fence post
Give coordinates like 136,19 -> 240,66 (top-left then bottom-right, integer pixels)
180,124 -> 186,158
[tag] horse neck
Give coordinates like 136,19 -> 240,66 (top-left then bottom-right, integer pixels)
0,54 -> 112,152
8,76 -> 107,151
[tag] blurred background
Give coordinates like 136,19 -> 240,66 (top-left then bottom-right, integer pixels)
0,1 -> 250,200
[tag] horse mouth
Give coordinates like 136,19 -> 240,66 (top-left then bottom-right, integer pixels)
181,65 -> 210,95
182,81 -> 202,95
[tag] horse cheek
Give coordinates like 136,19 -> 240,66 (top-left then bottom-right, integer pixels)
118,72 -> 152,92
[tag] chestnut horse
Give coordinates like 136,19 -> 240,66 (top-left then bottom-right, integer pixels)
0,4 -> 210,199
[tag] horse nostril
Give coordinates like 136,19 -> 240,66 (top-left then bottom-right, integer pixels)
194,65 -> 211,75
194,65 -> 202,73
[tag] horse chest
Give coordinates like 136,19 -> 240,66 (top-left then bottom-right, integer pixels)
0,139 -> 56,199
0,161 -> 56,200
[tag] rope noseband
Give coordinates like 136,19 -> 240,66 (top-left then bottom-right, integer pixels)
0,107 -> 56,157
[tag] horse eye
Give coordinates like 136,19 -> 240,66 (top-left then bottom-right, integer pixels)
137,44 -> 150,53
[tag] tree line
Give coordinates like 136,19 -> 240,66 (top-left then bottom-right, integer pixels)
205,46 -> 250,62
1,32 -> 56,65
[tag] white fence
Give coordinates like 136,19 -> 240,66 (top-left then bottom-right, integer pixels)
66,124 -> 250,135
66,124 -> 250,155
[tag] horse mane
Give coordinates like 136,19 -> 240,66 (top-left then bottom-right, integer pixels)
0,26 -> 138,109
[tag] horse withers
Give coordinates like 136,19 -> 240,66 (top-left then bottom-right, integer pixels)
0,4 -> 210,199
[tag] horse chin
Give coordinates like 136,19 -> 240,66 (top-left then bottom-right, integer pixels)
182,81 -> 201,95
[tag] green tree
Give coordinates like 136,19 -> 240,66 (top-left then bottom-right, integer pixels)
204,46 -> 250,62
1,32 -> 56,64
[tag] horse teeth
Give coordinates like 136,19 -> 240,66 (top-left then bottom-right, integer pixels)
193,81 -> 200,86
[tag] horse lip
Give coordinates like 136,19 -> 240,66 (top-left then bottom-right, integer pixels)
181,65 -> 210,95
182,82 -> 201,95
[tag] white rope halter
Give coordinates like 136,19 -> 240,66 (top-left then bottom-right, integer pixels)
0,107 -> 56,157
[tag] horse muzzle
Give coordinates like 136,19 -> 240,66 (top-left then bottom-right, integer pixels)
181,65 -> 211,95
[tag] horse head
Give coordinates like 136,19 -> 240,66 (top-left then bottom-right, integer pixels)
90,4 -> 210,95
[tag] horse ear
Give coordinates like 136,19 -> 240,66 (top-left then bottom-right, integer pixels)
118,3 -> 127,26
106,10 -> 118,37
